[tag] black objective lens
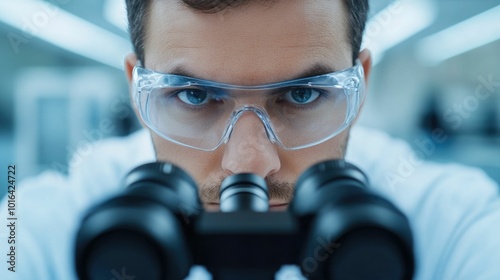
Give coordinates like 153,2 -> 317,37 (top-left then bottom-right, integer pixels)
219,173 -> 269,212
292,160 -> 414,280
75,162 -> 200,280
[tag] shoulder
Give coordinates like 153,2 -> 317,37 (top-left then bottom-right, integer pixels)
13,129 -> 155,211
347,125 -> 500,279
0,129 -> 155,279
347,125 -> 498,214
67,128 -> 155,202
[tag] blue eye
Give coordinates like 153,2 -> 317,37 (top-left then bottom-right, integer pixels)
283,88 -> 321,104
177,89 -> 209,105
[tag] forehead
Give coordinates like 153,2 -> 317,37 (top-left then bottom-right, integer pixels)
144,0 -> 351,85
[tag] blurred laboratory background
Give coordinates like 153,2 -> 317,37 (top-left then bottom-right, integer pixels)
0,0 -> 499,186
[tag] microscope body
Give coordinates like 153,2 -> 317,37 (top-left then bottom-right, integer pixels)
75,160 -> 414,280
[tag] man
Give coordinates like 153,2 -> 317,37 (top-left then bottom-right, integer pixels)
2,0 -> 500,279
124,0 -> 370,211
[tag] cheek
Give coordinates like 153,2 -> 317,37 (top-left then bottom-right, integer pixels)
278,131 -> 348,176
152,134 -> 223,184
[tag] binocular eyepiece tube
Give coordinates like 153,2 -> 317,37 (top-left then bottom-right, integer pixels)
219,173 -> 269,212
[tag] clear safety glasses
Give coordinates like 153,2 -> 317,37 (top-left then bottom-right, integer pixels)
133,60 -> 365,151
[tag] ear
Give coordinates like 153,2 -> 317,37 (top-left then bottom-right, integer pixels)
125,52 -> 138,83
358,48 -> 372,88
352,48 -> 372,125
124,53 -> 147,128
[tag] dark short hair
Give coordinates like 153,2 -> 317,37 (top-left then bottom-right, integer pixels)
125,0 -> 369,65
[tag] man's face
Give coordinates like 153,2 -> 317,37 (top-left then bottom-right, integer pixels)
127,0 -> 367,211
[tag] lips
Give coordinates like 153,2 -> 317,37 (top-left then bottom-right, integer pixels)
203,202 -> 289,211
269,203 -> 289,211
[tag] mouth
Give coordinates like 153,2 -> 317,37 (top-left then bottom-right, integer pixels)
269,203 -> 289,211
204,202 -> 289,211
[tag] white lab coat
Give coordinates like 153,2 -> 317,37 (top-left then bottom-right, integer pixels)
1,125 -> 499,280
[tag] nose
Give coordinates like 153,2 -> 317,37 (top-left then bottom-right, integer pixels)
221,111 -> 281,178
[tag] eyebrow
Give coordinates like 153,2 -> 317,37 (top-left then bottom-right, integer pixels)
166,63 -> 338,84
290,64 -> 338,80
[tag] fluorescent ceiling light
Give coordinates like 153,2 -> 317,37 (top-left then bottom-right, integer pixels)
416,4 -> 500,65
0,0 -> 131,69
104,0 -> 128,32
362,0 -> 437,65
